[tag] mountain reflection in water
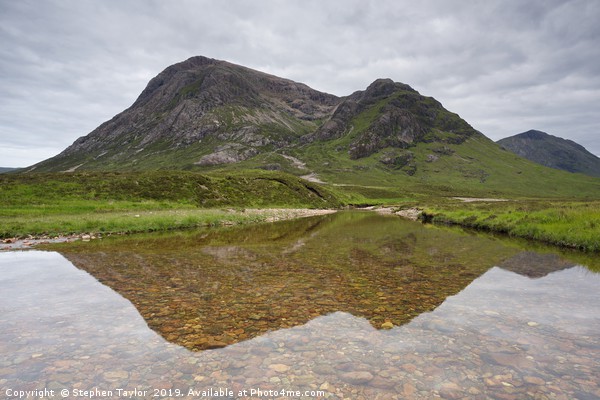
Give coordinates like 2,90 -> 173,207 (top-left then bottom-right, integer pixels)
1,229 -> 599,399
59,211 -> 521,350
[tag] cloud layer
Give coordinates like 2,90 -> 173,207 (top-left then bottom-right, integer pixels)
1,0 -> 599,167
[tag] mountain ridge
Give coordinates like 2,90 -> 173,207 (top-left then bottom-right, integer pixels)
497,130 -> 600,178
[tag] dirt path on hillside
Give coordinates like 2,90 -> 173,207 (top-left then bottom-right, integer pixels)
452,197 -> 509,202
280,154 -> 326,183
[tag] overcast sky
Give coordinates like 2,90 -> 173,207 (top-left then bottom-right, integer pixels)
1,0 -> 599,167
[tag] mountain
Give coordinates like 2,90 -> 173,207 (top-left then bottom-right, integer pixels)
27,56 -> 476,176
497,130 -> 600,178
0,167 -> 18,174
27,56 -> 600,198
30,56 -> 339,172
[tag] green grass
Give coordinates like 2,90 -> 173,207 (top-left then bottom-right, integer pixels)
3,169 -> 599,253
291,133 -> 600,199
0,208 -> 272,238
0,170 -> 341,238
0,170 -> 340,207
421,200 -> 600,252
2,170 -> 599,254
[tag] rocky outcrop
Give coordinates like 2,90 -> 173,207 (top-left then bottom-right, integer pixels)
349,107 -> 424,159
194,144 -> 259,166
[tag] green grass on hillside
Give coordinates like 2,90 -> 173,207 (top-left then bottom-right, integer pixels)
0,170 -> 340,208
291,134 -> 600,199
0,170 -> 340,238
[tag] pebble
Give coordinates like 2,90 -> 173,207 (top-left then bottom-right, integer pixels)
524,376 -> 546,385
402,363 -> 418,373
103,370 -> 129,381
370,376 -> 396,389
340,371 -> 374,385
439,383 -> 464,399
268,363 -> 290,373
403,383 -> 416,396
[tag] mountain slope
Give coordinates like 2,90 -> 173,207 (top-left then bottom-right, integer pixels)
27,57 -> 600,199
497,130 -> 600,178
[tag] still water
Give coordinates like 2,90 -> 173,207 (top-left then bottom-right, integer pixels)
1,212 -> 599,399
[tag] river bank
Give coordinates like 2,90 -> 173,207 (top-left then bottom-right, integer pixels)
419,200 -> 600,252
0,208 -> 337,250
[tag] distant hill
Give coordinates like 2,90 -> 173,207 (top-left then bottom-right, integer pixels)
497,130 -> 600,178
25,56 -> 600,198
0,167 -> 18,174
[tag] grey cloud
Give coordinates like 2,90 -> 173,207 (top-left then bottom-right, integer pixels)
1,0 -> 599,167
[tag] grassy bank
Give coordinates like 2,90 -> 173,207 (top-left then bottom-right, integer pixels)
421,200 -> 600,252
2,170 -> 599,253
0,208 -> 336,240
0,170 -> 340,239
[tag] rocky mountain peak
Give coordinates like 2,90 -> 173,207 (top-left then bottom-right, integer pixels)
363,78 -> 414,101
132,56 -> 223,107
303,77 -> 476,159
518,130 -> 549,140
